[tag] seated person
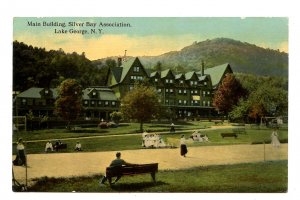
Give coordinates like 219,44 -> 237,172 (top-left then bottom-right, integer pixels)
100,152 -> 135,185
54,140 -> 64,151
74,141 -> 82,151
45,141 -> 54,152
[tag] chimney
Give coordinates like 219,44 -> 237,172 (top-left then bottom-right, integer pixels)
201,60 -> 205,76
117,57 -> 122,67
122,50 -> 127,62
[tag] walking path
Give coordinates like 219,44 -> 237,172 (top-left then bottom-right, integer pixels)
13,143 -> 288,185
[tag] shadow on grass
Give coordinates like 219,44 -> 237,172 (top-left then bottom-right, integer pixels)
109,181 -> 168,192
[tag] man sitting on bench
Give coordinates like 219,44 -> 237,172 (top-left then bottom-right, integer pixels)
100,152 -> 135,185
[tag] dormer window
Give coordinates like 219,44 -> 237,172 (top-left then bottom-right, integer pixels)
204,81 -> 207,86
170,79 -> 173,83
155,78 -> 158,82
180,80 -> 183,84
133,66 -> 140,72
45,90 -> 49,94
92,92 -> 96,96
166,79 -> 169,83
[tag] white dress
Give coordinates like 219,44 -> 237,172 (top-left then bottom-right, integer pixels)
271,131 -> 280,148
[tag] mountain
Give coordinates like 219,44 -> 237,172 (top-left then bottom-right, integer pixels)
94,38 -> 288,77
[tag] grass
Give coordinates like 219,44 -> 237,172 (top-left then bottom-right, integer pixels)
13,121 -> 212,142
12,124 -> 288,154
27,160 -> 288,192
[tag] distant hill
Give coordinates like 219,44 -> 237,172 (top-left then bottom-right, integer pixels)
94,38 -> 288,77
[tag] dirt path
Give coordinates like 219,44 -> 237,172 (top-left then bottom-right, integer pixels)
13,143 -> 287,184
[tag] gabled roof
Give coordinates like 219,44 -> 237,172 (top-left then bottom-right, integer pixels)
175,73 -> 184,79
110,67 -> 123,83
17,88 -> 58,98
185,71 -> 197,80
83,87 -> 117,101
198,74 -> 209,81
119,57 -> 137,83
160,69 -> 174,79
197,63 -> 232,87
150,71 -> 160,78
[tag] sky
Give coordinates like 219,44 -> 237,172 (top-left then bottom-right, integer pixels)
13,17 -> 288,60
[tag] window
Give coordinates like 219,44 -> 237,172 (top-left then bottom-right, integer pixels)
129,86 -> 134,90
203,91 -> 206,96
191,90 -> 194,94
194,90 -> 198,94
178,89 -> 182,94
98,101 -> 102,105
203,101 -> 206,106
137,76 -> 143,80
183,100 -> 187,105
105,101 -> 109,106
157,88 -> 162,93
166,79 -> 169,83
92,91 -> 96,96
166,89 -> 169,93
192,100 -> 198,105
180,80 -> 184,84
207,101 -> 210,106
165,99 -> 169,104
45,90 -> 49,94
183,89 -> 187,94
133,66 -> 140,72
207,91 -> 210,95
91,101 -> 95,105
170,79 -> 173,83
84,100 -> 88,105
170,89 -> 173,93
204,81 -> 207,86
112,101 -> 116,106
178,100 -> 182,105
155,78 -> 158,82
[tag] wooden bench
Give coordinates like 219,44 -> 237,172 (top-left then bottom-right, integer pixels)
221,133 -> 238,139
232,128 -> 246,134
106,163 -> 158,185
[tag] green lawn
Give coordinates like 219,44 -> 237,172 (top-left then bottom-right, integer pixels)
27,160 -> 288,192
13,121 -> 213,142
12,123 -> 288,154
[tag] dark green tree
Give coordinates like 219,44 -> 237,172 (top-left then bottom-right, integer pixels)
120,83 -> 161,132
54,79 -> 83,129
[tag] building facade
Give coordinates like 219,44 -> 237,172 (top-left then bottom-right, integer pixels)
107,57 -> 233,119
14,57 -> 233,121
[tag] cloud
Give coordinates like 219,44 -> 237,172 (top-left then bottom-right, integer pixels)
14,33 -> 199,60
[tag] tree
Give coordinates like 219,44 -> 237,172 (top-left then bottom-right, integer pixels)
54,79 -> 83,129
110,111 -> 123,124
213,73 -> 247,117
229,78 -> 288,123
120,83 -> 161,132
153,61 -> 162,72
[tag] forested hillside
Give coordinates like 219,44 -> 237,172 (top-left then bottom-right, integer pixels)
95,38 -> 288,77
13,41 -> 109,92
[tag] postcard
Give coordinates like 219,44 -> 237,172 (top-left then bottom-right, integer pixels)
12,17 -> 288,193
